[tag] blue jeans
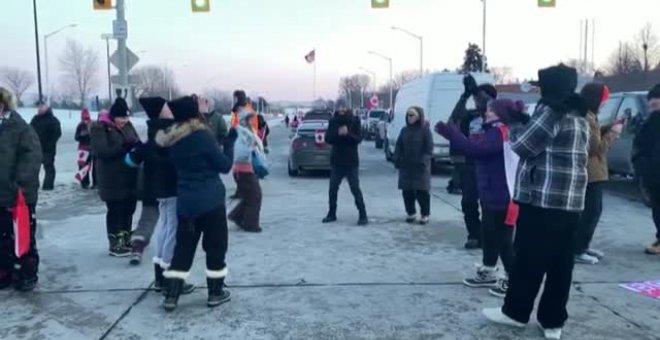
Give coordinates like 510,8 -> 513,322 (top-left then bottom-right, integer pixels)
154,198 -> 178,269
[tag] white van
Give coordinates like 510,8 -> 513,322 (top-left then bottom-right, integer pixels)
384,72 -> 495,165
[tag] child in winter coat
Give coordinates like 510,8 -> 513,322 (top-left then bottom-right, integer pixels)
74,108 -> 95,189
156,95 -> 237,311
436,99 -> 526,298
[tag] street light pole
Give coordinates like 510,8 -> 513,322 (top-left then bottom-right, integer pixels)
32,0 -> 43,102
368,51 -> 393,110
391,26 -> 423,75
44,24 -> 77,105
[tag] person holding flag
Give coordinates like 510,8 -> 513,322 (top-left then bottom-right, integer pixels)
0,87 -> 42,292
74,108 -> 95,189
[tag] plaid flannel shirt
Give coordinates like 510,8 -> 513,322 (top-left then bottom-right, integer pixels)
509,104 -> 589,212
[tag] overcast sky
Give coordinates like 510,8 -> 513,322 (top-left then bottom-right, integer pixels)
2,0 -> 659,101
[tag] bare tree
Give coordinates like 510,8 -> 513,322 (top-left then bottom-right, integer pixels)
606,42 -> 643,76
562,59 -> 596,75
59,39 -> 99,106
204,88 -> 232,115
132,65 -> 179,99
635,23 -> 660,71
0,67 -> 35,105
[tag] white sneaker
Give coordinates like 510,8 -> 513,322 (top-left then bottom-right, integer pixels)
405,215 -> 416,223
482,307 -> 526,328
575,253 -> 599,265
464,266 -> 498,287
538,324 -> 562,339
586,248 -> 604,259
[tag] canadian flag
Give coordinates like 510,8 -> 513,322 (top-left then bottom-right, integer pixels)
304,49 -> 316,64
498,125 -> 520,227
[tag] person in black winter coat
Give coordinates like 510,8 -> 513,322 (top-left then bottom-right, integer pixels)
30,102 -> 62,190
448,75 -> 497,249
394,106 -> 433,225
634,84 -> 660,255
74,108 -> 95,189
322,107 -> 368,225
156,95 -> 237,311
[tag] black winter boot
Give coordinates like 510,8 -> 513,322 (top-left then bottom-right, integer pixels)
322,206 -> 337,223
108,234 -> 131,257
357,209 -> 368,226
162,278 -> 184,312
153,265 -> 164,292
207,278 -> 231,308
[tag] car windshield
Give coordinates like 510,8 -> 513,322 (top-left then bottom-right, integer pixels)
304,111 -> 332,120
369,111 -> 385,118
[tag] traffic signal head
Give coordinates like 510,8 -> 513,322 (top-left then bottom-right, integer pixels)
538,0 -> 556,7
93,0 -> 112,10
371,0 -> 389,9
192,0 -> 211,12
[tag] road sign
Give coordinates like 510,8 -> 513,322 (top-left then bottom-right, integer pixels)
192,0 -> 210,12
110,75 -> 138,85
369,95 -> 379,108
113,20 -> 128,39
371,0 -> 389,8
109,48 -> 140,72
538,0 -> 556,7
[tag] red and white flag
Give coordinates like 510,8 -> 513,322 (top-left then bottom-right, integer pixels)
304,49 -> 316,64
13,190 -> 30,258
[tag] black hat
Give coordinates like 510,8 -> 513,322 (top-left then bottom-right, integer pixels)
233,90 -> 247,106
476,84 -> 497,99
580,83 -> 608,113
168,96 -> 199,122
648,83 -> 660,100
536,64 -> 578,101
110,97 -> 130,118
139,97 -> 167,120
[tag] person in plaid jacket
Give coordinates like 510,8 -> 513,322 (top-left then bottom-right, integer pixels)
482,64 -> 590,340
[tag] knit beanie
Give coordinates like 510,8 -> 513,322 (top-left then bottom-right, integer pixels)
488,99 -> 525,122
168,96 -> 199,122
110,97 -> 130,118
580,83 -> 609,114
139,97 -> 167,120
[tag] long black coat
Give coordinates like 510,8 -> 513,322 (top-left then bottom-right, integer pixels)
30,109 -> 62,155
325,113 -> 362,169
90,120 -> 139,202
394,117 -> 433,191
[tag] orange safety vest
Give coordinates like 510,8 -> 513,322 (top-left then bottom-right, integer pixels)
231,103 -> 259,132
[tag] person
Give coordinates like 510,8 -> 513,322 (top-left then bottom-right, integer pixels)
90,98 -> 140,257
284,114 -> 290,127
482,64 -> 589,340
574,83 -> 621,264
393,106 -> 433,225
437,99 -> 524,299
202,97 -> 228,145
228,105 -> 266,233
30,101 -> 62,191
257,113 -> 270,154
322,105 -> 368,226
0,87 -> 42,292
156,95 -> 236,311
74,108 -> 95,189
633,83 -> 660,255
449,75 -> 498,249
128,97 -> 195,294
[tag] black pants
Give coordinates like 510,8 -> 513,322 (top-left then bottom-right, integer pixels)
42,152 -> 56,190
459,164 -> 481,240
402,190 -> 430,216
0,205 -> 39,287
328,166 -> 366,216
169,205 -> 228,275
228,172 -> 262,230
481,207 -> 514,274
448,164 -> 462,192
574,182 -> 603,254
503,203 -> 580,329
650,187 -> 660,240
105,198 -> 137,236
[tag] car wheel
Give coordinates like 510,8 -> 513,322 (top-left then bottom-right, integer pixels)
637,176 -> 653,207
375,137 -> 383,149
287,161 -> 299,177
384,140 -> 393,162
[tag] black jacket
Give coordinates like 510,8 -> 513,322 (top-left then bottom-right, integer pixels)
394,115 -> 433,191
325,113 -> 362,169
30,109 -> 62,154
448,95 -> 484,164
633,111 -> 660,187
75,122 -> 91,147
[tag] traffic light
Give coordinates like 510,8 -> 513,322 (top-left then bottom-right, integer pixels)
93,0 -> 112,10
371,0 -> 389,9
538,0 -> 556,7
191,0 -> 211,12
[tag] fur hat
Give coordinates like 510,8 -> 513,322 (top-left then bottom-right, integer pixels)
139,97 -> 167,120
168,96 -> 199,122
648,83 -> 660,100
536,64 -> 578,101
110,97 -> 130,118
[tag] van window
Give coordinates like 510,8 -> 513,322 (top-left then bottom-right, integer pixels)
617,97 -> 640,120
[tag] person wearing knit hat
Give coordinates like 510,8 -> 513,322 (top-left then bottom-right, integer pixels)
74,108 -> 95,189
155,94 -> 237,311
436,98 -> 524,299
635,83 -> 660,255
482,64 -> 589,340
443,74 -> 498,250
90,97 -> 141,258
573,83 -> 621,265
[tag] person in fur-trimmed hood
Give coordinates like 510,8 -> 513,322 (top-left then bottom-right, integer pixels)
227,106 -> 265,233
156,95 -> 237,312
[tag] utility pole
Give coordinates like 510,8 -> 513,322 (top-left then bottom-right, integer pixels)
32,0 -> 43,102
101,34 -> 113,102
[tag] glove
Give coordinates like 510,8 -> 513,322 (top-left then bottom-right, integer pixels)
434,121 -> 451,137
508,111 -> 530,125
462,74 -> 478,96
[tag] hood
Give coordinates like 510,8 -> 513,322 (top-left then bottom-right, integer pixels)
405,107 -> 425,127
155,118 -> 208,147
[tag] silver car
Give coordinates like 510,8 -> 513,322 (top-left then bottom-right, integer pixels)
288,120 -> 332,176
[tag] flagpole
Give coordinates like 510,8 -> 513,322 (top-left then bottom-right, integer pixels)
313,61 -> 317,100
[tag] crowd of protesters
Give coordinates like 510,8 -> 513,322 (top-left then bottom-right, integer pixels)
1,61 -> 660,339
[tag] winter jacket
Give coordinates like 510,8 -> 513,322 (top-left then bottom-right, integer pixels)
30,109 -> 62,155
75,122 -> 92,150
325,113 -> 362,169
125,119 -> 176,202
633,110 -> 660,188
438,121 -> 510,209
0,111 -> 42,207
448,95 -> 485,164
586,111 -> 617,183
233,124 -> 264,173
90,116 -> 140,202
509,104 -> 589,212
394,115 -> 433,191
156,119 -> 235,219
204,110 -> 228,144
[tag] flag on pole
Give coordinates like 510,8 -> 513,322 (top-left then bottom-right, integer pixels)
305,49 -> 316,64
